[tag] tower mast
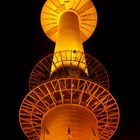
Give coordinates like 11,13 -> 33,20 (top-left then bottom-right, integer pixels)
19,0 -> 120,140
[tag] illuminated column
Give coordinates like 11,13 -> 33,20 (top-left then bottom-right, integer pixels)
52,11 -> 88,75
55,11 -> 83,53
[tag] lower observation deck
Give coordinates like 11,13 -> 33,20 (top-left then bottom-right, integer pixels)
29,50 -> 110,90
19,77 -> 120,140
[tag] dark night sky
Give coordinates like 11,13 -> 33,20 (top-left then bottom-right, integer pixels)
11,0 -> 140,139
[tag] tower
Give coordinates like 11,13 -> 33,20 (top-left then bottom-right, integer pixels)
19,0 -> 120,140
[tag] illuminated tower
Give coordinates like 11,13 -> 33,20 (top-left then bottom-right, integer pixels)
19,0 -> 120,140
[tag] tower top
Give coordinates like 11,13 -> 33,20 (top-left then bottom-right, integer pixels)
41,0 -> 97,43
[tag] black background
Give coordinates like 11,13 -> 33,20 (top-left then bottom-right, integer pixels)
4,0 -> 139,139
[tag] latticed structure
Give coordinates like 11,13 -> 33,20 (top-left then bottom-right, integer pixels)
19,0 -> 120,140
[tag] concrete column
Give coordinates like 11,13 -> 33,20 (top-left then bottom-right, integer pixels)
40,104 -> 99,140
51,11 -> 88,75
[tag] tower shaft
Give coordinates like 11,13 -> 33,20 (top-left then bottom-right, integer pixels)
40,104 -> 99,140
56,12 -> 82,53
51,11 -> 88,75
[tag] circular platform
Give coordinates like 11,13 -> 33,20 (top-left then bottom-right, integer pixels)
19,77 -> 120,140
40,0 -> 97,42
29,50 -> 110,90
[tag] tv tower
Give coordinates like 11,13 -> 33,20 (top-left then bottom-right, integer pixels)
19,0 -> 120,140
